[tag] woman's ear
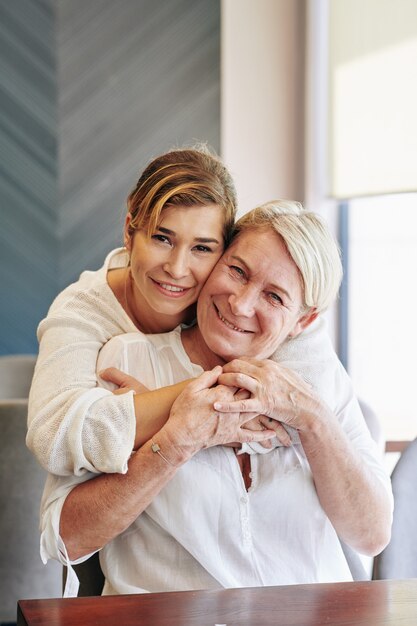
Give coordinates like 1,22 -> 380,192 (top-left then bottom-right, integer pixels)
289,308 -> 319,339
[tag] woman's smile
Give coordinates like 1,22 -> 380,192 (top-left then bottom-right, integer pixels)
151,278 -> 192,297
214,304 -> 252,333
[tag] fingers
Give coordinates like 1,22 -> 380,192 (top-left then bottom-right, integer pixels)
221,358 -> 262,375
98,367 -> 129,384
258,416 -> 291,447
98,368 -> 149,393
112,387 -> 133,396
218,372 -> 257,393
188,366 -> 222,393
240,416 -> 273,449
213,398 -> 260,414
240,415 -> 266,431
233,388 -> 250,401
256,438 -> 273,449
237,428 -> 276,444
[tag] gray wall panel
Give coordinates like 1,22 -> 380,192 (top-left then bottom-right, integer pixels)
0,0 -> 57,354
0,0 -> 220,354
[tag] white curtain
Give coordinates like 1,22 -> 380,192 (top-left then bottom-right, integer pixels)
328,0 -> 417,199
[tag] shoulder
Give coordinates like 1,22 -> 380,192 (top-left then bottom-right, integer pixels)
97,332 -> 153,377
51,248 -> 128,309
38,250 -> 132,340
272,317 -> 354,413
272,317 -> 339,381
275,317 -> 336,363
97,328 -> 187,389
100,328 -> 183,364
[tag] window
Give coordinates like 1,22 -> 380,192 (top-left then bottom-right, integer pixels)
306,0 -> 417,447
344,193 -> 417,443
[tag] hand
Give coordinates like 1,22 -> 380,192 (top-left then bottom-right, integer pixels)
214,358 -> 328,433
98,367 -> 149,395
232,388 -> 290,448
242,415 -> 291,447
160,367 -> 276,457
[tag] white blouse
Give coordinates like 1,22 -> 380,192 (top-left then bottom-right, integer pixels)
40,327 -> 392,596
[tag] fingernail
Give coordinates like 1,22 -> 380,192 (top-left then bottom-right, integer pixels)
213,402 -> 223,410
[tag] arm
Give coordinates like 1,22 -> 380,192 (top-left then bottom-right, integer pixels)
100,367 -> 290,449
131,382 -> 191,447
96,339 -> 194,449
215,358 -> 392,556
297,406 -> 391,556
99,366 -> 191,448
27,272 -> 192,474
27,279 -> 136,476
59,368 -> 276,560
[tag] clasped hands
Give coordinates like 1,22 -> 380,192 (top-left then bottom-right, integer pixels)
100,357 -> 318,451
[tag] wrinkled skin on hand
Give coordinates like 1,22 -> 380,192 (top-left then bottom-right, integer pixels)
232,388 -> 291,448
99,365 -> 292,447
161,367 -> 276,456
215,357 -> 328,433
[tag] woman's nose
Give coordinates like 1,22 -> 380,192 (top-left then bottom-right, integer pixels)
228,285 -> 256,317
163,249 -> 190,279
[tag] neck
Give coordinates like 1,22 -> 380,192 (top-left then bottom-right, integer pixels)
182,325 -> 224,370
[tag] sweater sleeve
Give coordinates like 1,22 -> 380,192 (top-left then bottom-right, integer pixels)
27,276 -> 137,476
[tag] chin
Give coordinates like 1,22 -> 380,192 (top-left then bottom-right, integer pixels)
204,337 -> 234,362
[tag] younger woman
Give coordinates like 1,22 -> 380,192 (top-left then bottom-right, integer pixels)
27,146 -> 238,476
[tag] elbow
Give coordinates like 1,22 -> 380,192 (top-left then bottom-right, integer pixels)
356,520 -> 392,557
60,522 -> 82,562
361,531 -> 391,558
26,414 -> 64,474
356,489 -> 394,557
61,528 -> 95,562
26,435 -> 68,475
25,429 -> 51,473
65,542 -> 83,563
368,524 -> 392,557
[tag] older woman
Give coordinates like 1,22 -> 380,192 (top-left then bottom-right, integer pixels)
40,201 -> 392,595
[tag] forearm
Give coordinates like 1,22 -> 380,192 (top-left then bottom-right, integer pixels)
133,380 -> 191,448
60,429 -> 189,560
300,414 -> 392,556
216,358 -> 392,555
60,368 -> 276,560
28,313 -> 126,475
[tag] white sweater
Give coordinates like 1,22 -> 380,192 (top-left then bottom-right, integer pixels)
27,249 -> 138,475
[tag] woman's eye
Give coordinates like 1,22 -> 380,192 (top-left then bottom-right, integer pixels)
268,292 -> 283,305
152,234 -> 171,245
193,244 -> 212,253
230,265 -> 245,278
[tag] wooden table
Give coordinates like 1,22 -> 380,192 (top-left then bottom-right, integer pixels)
17,579 -> 417,626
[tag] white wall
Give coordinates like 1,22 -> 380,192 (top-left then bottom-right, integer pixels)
221,0 -> 306,215
220,0 -> 339,345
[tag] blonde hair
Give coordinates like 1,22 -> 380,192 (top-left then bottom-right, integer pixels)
233,200 -> 343,313
127,145 -> 237,245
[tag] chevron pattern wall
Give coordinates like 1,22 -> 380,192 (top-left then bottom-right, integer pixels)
0,0 -> 57,355
0,0 -> 220,354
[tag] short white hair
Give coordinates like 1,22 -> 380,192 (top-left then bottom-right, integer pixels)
233,200 -> 343,313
